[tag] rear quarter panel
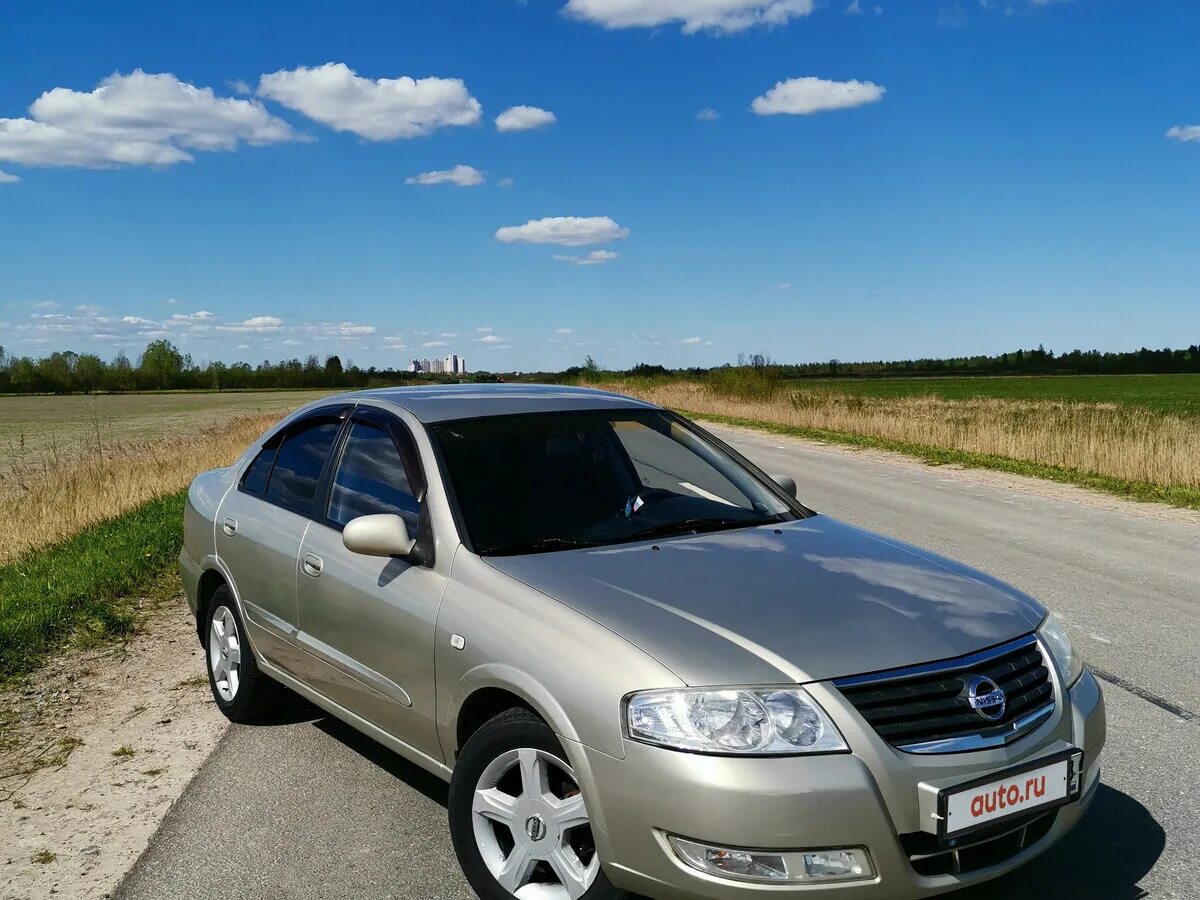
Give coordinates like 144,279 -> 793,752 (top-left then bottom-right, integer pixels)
180,467 -> 236,612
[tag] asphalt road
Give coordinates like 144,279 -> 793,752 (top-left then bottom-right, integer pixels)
118,425 -> 1199,900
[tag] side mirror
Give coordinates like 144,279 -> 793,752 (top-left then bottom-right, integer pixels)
772,474 -> 798,499
342,514 -> 416,558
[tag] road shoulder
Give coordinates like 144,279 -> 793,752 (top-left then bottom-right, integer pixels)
1,596 -> 226,900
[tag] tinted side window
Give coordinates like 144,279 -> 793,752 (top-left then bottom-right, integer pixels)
327,422 -> 420,529
264,421 -> 341,513
241,444 -> 278,495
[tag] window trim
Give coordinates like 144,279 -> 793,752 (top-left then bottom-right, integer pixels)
312,406 -> 428,535
236,403 -> 354,518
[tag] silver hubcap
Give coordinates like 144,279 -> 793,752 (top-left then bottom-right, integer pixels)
208,605 -> 242,703
472,747 -> 599,899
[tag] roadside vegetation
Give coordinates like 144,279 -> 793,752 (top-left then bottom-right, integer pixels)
592,369 -> 1200,509
0,405 -> 283,681
0,413 -> 279,564
0,492 -> 185,680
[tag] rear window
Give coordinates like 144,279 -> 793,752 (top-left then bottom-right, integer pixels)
264,421 -> 340,513
241,444 -> 277,495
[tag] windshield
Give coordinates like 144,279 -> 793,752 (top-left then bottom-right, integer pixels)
431,409 -> 804,555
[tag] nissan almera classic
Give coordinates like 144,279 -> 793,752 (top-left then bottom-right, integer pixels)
180,384 -> 1105,900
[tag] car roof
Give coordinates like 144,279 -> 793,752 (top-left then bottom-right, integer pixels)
342,383 -> 659,424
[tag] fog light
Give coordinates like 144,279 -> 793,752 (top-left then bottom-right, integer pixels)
668,836 -> 873,884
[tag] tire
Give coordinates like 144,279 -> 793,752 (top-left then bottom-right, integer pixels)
449,708 -> 629,900
203,585 -> 278,723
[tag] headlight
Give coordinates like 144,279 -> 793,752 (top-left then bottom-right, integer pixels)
625,687 -> 847,755
1039,615 -> 1085,687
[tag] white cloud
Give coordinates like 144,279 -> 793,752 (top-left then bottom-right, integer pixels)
476,334 -> 506,344
497,176 -> 515,188
227,79 -> 252,96
495,105 -> 557,132
476,325 -> 494,333
218,315 -> 283,333
236,343 -> 251,350
0,169 -> 19,183
257,63 -> 481,140
31,300 -> 59,310
696,108 -> 720,121
496,216 -> 629,247
563,0 -> 815,34
553,249 -> 619,265
1167,125 -> 1200,143
679,336 -> 704,344
751,77 -> 886,116
405,164 -> 485,186
0,70 -> 298,169
440,331 -> 458,337
422,340 -> 448,348
845,0 -> 863,12
122,315 -> 155,325
322,321 -> 376,337
166,297 -> 179,305
167,310 -> 218,331
936,3 -> 967,27
556,327 -> 575,334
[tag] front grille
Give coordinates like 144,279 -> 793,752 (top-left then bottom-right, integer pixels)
901,810 -> 1058,876
833,635 -> 1053,752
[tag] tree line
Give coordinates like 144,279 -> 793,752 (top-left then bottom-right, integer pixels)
755,344 -> 1200,379
2,340 -> 1199,395
0,339 -> 485,395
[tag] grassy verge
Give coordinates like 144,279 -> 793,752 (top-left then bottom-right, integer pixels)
682,409 -> 1200,510
0,490 -> 186,683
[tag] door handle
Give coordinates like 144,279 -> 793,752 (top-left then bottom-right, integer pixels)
302,553 -> 324,578
222,518 -> 238,537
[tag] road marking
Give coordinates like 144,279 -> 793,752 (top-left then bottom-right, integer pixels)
1089,665 -> 1200,726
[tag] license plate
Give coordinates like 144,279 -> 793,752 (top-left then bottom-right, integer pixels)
939,749 -> 1082,840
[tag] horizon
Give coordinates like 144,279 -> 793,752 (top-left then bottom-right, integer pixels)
2,1 -> 1198,369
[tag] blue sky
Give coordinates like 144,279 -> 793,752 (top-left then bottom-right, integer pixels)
1,0 -> 1197,371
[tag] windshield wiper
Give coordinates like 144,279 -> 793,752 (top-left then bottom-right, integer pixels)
483,537 -> 601,557
621,515 -> 779,543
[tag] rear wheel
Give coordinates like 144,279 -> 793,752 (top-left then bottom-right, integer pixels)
204,586 -> 276,723
449,708 -> 627,900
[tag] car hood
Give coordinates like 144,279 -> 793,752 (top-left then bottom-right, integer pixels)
485,515 -> 1045,686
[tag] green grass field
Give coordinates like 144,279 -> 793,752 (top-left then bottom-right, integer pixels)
789,374 -> 1200,417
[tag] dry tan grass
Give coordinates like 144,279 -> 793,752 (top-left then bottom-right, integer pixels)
596,380 -> 1200,491
0,414 -> 279,566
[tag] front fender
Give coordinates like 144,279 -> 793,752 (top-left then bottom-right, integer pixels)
434,550 -> 681,763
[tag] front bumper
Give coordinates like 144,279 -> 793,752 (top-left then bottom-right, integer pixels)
568,668 -> 1105,899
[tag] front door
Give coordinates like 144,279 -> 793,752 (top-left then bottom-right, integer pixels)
295,409 -> 447,762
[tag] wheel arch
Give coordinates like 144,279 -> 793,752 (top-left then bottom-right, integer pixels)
448,665 -> 582,761
195,568 -> 228,645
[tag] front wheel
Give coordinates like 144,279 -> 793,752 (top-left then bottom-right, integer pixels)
448,708 -> 627,900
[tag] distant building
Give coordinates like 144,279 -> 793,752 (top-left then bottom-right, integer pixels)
408,354 -> 465,375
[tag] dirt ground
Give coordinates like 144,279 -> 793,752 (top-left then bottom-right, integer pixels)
0,597 -> 226,900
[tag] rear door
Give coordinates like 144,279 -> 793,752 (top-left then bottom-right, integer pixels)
215,405 -> 350,680
295,406 -> 447,762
